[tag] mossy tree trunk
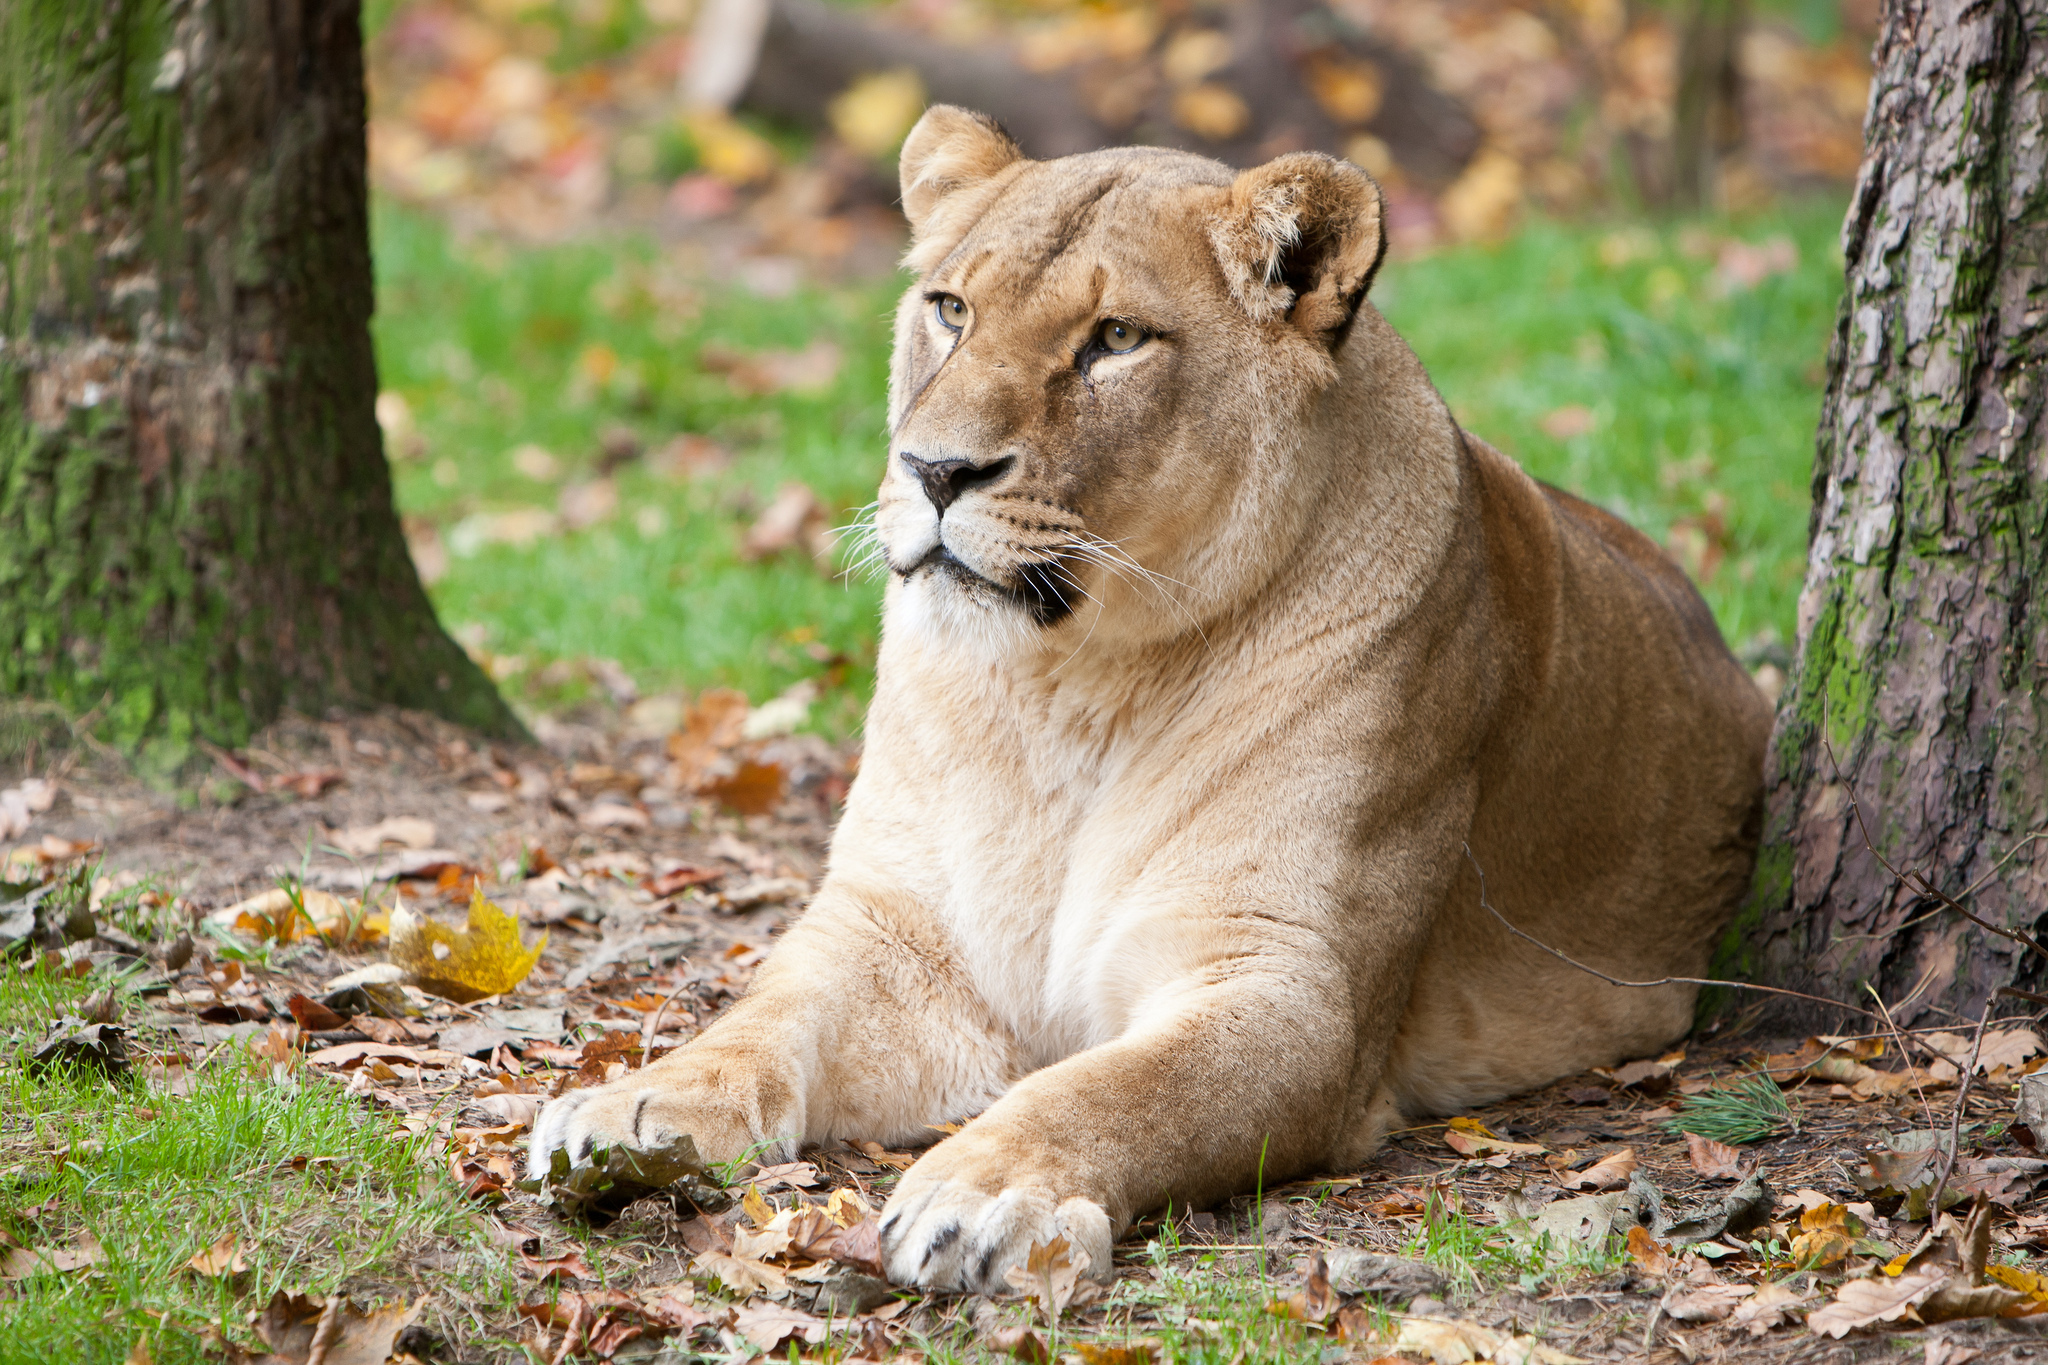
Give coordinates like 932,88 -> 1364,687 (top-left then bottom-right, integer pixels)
0,0 -> 517,772
1744,0 -> 2048,1023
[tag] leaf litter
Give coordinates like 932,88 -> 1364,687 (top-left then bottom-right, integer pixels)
17,702 -> 2048,1359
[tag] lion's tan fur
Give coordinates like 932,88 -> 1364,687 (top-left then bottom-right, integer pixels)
531,107 -> 1772,1291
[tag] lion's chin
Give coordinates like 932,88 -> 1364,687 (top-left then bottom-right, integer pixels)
890,558 -> 1067,661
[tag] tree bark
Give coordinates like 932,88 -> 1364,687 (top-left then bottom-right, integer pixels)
1742,0 -> 2048,1023
1669,0 -> 1745,210
0,0 -> 517,770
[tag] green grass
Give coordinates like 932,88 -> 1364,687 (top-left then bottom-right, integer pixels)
0,884 -> 514,1364
373,202 -> 892,730
373,200 -> 1844,730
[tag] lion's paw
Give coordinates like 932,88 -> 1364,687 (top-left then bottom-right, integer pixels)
527,1077 -> 771,1181
880,1175 -> 1112,1293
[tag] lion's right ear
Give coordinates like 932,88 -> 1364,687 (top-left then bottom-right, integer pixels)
899,106 -> 1026,274
1209,153 -> 1387,344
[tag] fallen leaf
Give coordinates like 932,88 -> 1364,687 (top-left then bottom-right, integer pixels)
1444,1128 -> 1546,1159
332,816 -> 438,857
830,1216 -> 885,1277
473,1092 -> 541,1129
824,1187 -> 872,1228
1626,1225 -> 1672,1276
1279,1251 -> 1337,1323
984,1325 -> 1051,1364
184,1232 -> 247,1277
1662,1282 -> 1753,1322
1560,1147 -> 1637,1191
692,1250 -> 787,1296
1009,1236 -> 1083,1322
387,889 -> 546,1004
735,1302 -> 827,1351
0,1232 -> 102,1279
1791,1203 -> 1861,1267
731,1222 -> 794,1262
704,761 -> 785,818
701,340 -> 842,397
1392,1316 -> 1585,1364
1685,1131 -> 1746,1180
1732,1281 -> 1809,1335
1808,1264 -> 1951,1338
286,994 -> 349,1032
741,482 -> 834,569
521,1248 -> 593,1281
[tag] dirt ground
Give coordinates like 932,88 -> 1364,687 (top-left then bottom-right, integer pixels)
10,705 -> 2048,1363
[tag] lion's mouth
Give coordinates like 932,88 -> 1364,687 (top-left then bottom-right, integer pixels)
910,546 -> 1078,626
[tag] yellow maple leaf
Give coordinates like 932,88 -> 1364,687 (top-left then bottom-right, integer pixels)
387,890 -> 545,1004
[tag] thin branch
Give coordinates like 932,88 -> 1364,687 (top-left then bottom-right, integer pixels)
1462,845 -> 1885,1022
1925,1000 -> 1992,1218
1865,982 -> 1938,1133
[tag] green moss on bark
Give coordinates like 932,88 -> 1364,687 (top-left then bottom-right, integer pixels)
0,0 -> 519,758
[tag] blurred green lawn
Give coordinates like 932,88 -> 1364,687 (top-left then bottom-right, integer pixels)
372,199 -> 1842,731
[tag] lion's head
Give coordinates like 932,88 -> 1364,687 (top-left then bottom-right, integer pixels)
869,106 -> 1392,655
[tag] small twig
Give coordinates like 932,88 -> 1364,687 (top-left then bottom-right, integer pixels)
639,967 -> 693,1065
1864,983 -> 1938,1132
1926,1000 -> 1993,1218
1463,846 -> 1885,1021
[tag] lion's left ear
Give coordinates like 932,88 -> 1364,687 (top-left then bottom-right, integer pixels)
1208,153 -> 1387,341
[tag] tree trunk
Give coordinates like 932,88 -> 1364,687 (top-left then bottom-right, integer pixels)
0,0 -> 517,772
1669,0 -> 1745,210
1742,0 -> 2048,1024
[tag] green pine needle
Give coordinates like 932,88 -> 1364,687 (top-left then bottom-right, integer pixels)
1663,1071 -> 1797,1144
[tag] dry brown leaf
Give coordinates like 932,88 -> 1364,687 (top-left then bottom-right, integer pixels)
1279,1251 -> 1337,1323
0,1232 -> 101,1279
1685,1131 -> 1746,1180
1732,1280 -> 1809,1335
1661,1282 -> 1753,1322
184,1231 -> 246,1277
705,761 -> 785,817
735,1302 -> 828,1352
730,1222 -> 794,1262
1009,1235 -> 1083,1322
332,816 -> 437,856
1560,1146 -> 1636,1191
692,1250 -> 787,1296
1444,1128 -> 1546,1159
830,1216 -> 885,1277
1626,1225 -> 1672,1276
1392,1317 -> 1585,1364
741,482 -> 835,568
1790,1203 -> 1860,1267
984,1325 -> 1051,1364
1807,1264 -> 1950,1338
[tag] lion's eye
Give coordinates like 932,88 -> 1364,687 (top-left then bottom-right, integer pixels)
1097,320 -> 1144,354
935,295 -> 968,332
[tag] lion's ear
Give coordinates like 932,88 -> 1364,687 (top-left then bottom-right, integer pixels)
899,106 -> 1026,273
1210,153 -> 1387,341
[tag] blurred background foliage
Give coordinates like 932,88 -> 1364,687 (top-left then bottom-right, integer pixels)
363,0 -> 1874,732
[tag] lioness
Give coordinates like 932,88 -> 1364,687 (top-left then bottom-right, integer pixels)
531,107 -> 1771,1291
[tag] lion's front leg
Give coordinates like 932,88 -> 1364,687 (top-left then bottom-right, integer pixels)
880,956 -> 1362,1293
528,888 -> 1019,1184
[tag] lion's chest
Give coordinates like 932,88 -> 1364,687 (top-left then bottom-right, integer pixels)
846,701 -> 1184,1066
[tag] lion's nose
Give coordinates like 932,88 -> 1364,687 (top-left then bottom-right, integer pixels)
901,452 -> 1014,514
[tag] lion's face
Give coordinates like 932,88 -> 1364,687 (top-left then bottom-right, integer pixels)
871,110 -> 1387,654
